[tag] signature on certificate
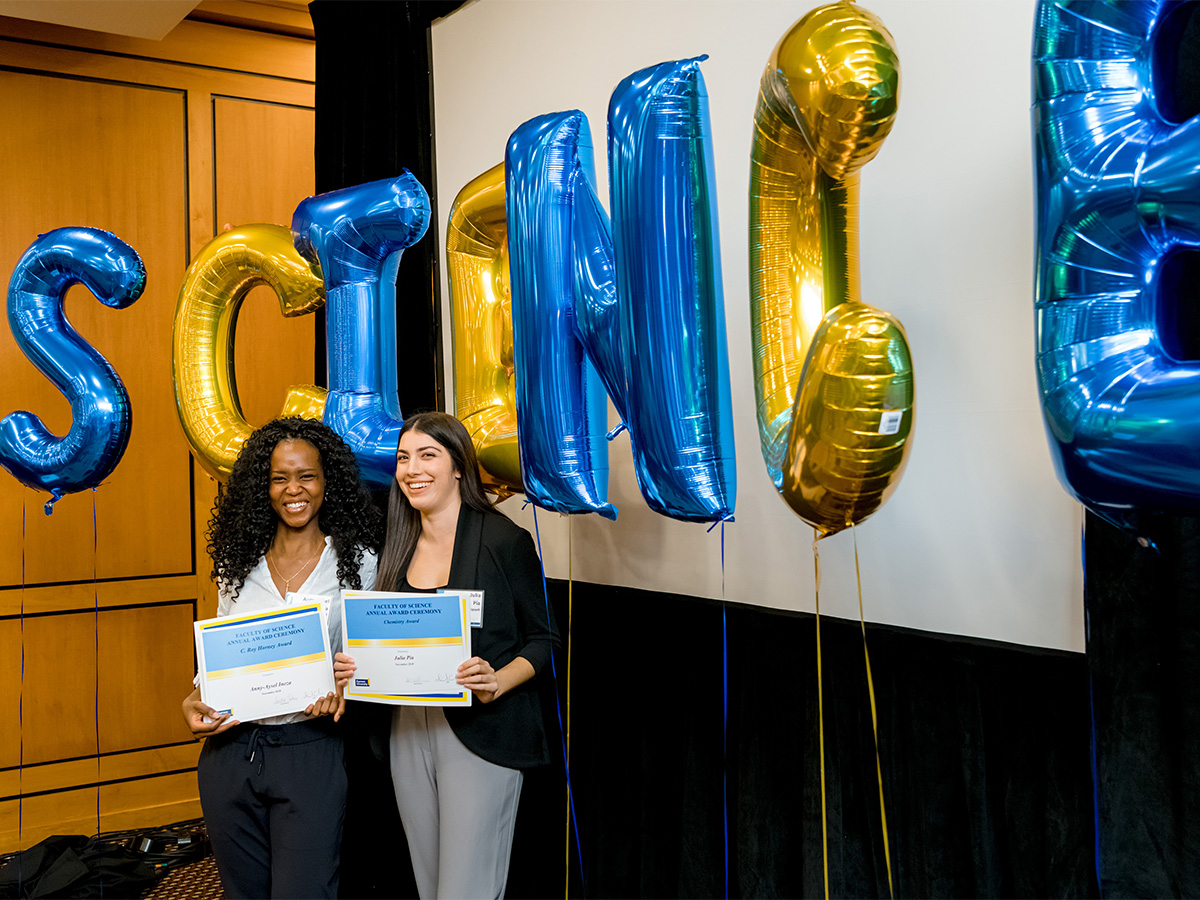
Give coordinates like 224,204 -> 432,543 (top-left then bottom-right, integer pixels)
404,672 -> 456,687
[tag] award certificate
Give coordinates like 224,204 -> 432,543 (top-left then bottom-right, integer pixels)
195,603 -> 334,723
341,590 -> 472,706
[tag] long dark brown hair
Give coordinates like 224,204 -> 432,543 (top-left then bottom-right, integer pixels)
374,412 -> 494,591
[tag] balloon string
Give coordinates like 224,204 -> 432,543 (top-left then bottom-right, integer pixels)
19,495 -> 26,889
721,520 -> 729,900
812,530 -> 829,900
566,517 -> 574,899
852,526 -> 893,897
93,491 -> 102,873
530,507 -> 586,895
1083,515 -> 1103,897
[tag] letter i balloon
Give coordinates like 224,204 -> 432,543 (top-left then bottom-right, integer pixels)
749,1 -> 914,536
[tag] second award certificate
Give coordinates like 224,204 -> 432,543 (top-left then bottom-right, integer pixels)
341,590 -> 472,706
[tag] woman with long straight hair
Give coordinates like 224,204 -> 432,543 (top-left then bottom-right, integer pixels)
335,411 -> 559,900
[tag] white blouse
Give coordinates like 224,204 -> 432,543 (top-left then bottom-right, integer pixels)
213,535 -> 378,726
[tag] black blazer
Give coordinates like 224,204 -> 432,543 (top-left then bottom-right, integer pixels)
441,504 -> 560,769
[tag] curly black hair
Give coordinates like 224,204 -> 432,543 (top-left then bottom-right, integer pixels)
207,417 -> 382,600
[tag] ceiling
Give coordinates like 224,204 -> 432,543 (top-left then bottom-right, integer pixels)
0,0 -> 201,40
0,0 -> 312,41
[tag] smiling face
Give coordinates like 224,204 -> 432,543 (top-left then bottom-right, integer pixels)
269,438 -> 325,532
396,429 -> 461,516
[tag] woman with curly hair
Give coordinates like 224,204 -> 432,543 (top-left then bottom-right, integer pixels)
334,411 -> 559,900
180,417 -> 380,899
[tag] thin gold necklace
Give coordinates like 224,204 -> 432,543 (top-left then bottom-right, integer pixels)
267,540 -> 323,594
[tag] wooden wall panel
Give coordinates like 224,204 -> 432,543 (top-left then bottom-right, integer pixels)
0,72 -> 192,585
15,612 -> 98,765
214,97 -> 318,429
0,620 -> 18,770
97,604 -> 197,753
0,772 -> 203,851
0,12 -> 315,854
0,745 -> 203,850
4,786 -> 101,850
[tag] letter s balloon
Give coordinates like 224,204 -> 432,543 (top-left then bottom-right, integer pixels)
0,227 -> 145,512
1034,0 -> 1200,516
749,1 -> 913,535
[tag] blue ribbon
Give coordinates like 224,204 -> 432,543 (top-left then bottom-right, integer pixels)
1083,518 -> 1103,897
530,506 -> 587,893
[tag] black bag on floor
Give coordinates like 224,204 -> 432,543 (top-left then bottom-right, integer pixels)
0,834 -> 158,899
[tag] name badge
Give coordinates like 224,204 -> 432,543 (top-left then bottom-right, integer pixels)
287,591 -> 332,622
440,588 -> 484,628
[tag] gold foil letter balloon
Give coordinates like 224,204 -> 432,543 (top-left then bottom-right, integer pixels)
446,163 -> 521,498
172,224 -> 327,481
750,1 -> 914,535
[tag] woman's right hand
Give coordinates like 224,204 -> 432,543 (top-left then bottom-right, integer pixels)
331,653 -> 357,723
182,687 -> 239,737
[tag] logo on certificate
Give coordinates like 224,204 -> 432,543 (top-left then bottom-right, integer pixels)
354,677 -> 370,687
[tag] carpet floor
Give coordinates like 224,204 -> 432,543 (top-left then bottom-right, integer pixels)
141,855 -> 223,899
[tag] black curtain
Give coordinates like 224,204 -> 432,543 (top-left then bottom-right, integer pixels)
309,0 -> 462,415
559,581 -> 1096,899
1084,511 -> 1200,898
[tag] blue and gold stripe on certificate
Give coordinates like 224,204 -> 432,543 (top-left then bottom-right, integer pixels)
198,603 -> 322,631
352,691 -> 472,704
345,636 -> 463,648
207,651 -> 326,680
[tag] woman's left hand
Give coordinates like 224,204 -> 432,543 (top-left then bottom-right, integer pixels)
457,656 -> 500,703
305,691 -> 340,718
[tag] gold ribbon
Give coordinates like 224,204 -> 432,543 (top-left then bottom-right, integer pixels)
812,527 -> 895,899
854,525 -> 894,897
812,531 -> 830,900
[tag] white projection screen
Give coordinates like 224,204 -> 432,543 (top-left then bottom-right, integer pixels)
430,0 -> 1084,651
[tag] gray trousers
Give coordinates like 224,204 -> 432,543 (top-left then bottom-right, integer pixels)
390,705 -> 524,900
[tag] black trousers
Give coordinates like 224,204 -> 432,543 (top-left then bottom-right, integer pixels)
197,718 -> 346,899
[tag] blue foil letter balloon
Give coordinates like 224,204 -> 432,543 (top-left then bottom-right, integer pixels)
608,56 -> 736,523
506,113 -> 617,519
0,227 -> 145,511
292,173 -> 430,487
505,56 -> 736,523
1034,0 -> 1200,515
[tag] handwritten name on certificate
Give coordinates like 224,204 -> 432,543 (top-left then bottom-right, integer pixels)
195,603 -> 334,723
341,590 -> 472,707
